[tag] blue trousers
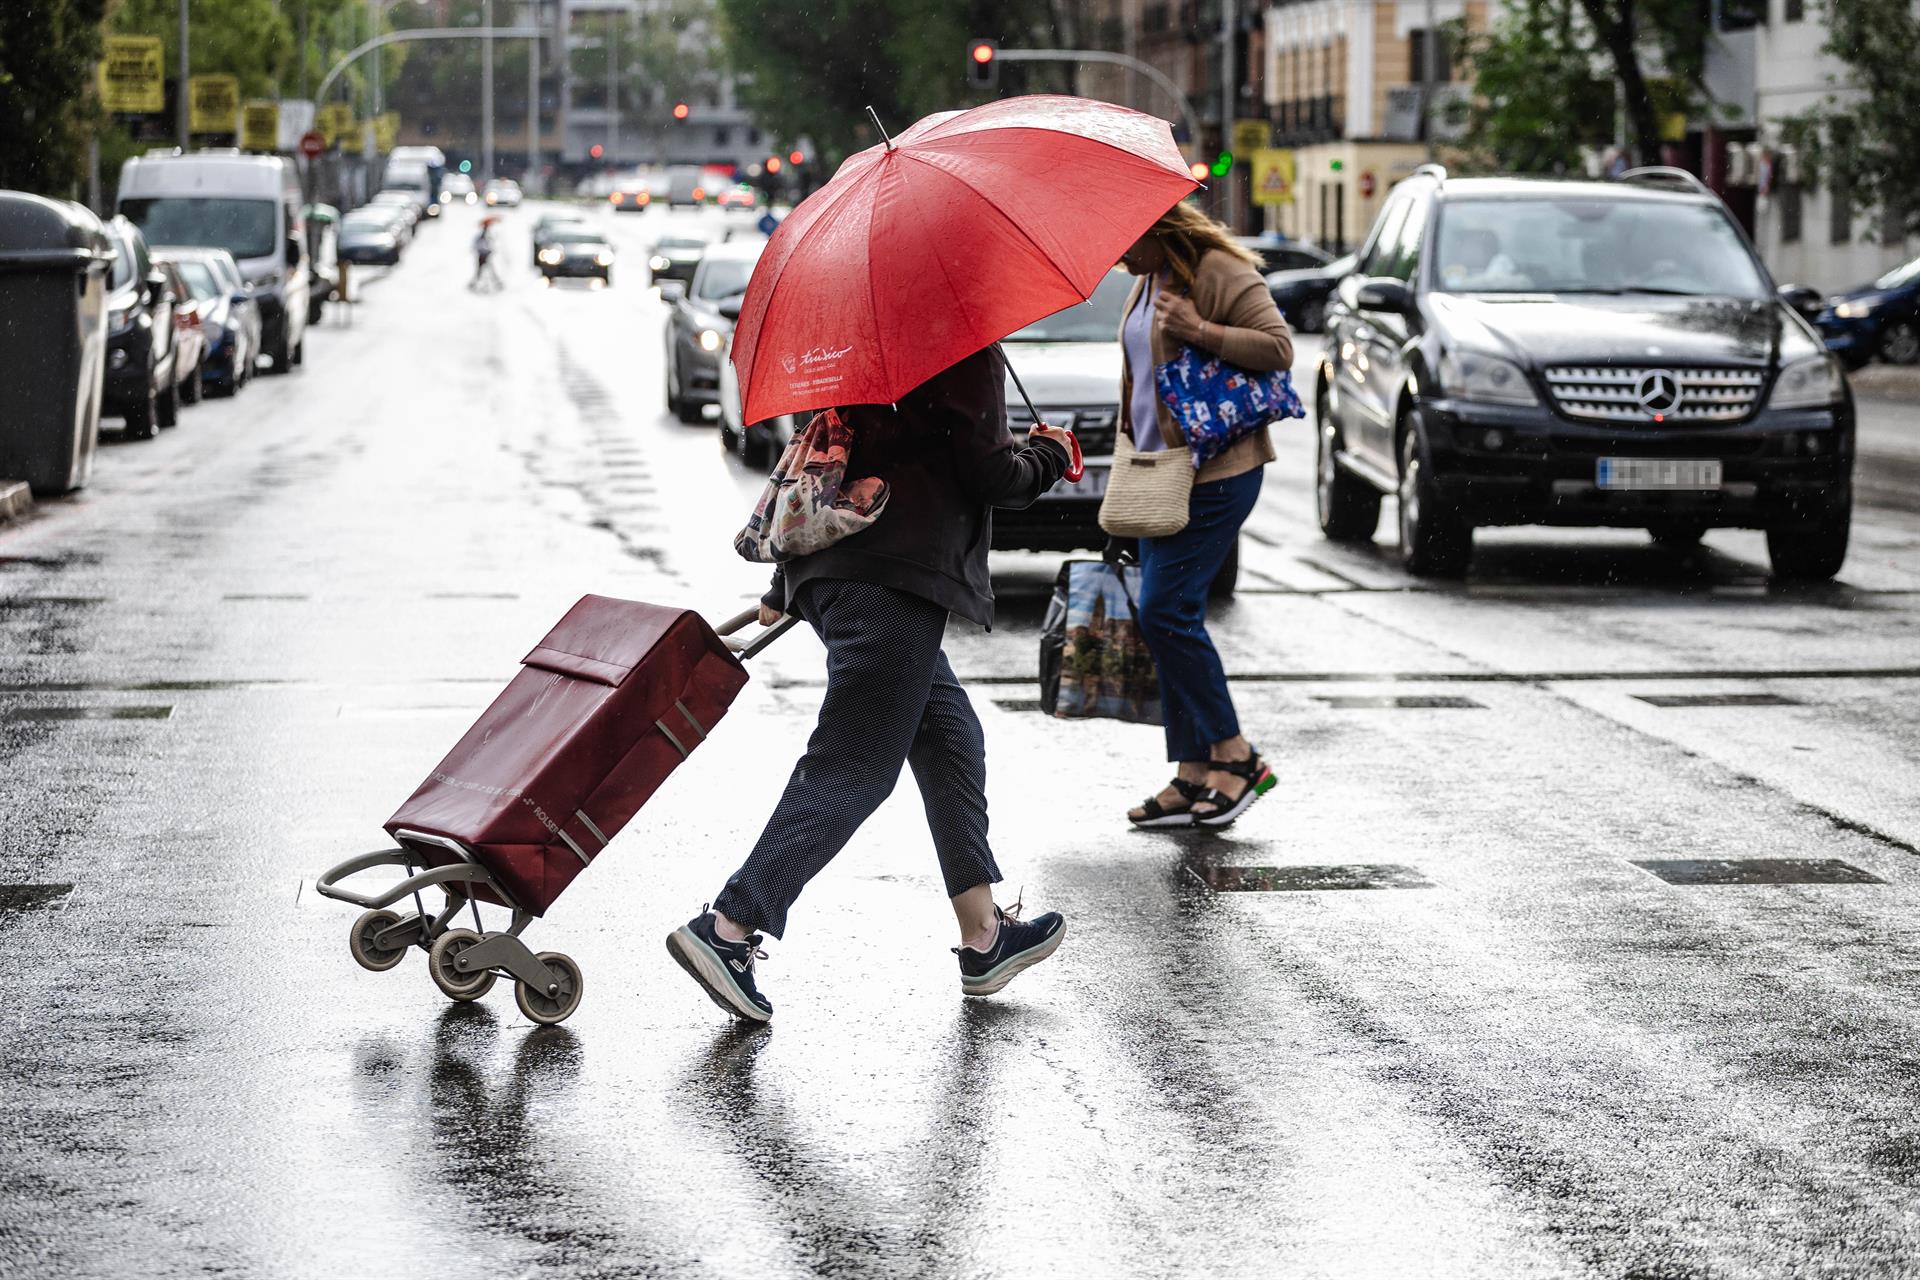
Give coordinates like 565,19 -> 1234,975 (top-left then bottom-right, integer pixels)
714,579 -> 1001,938
1136,467 -> 1263,763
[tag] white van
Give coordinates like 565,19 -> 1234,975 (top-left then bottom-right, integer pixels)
117,149 -> 309,374
386,146 -> 446,218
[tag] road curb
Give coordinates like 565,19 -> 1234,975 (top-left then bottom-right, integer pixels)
0,481 -> 32,525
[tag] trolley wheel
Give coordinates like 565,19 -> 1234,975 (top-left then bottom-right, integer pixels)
428,929 -> 498,1002
514,951 -> 584,1025
349,909 -> 411,972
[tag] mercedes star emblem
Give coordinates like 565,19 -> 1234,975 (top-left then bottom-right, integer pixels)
1636,370 -> 1681,416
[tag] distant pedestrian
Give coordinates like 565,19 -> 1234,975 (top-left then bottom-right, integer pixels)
469,225 -> 501,291
1117,200 -> 1294,829
667,346 -> 1074,1023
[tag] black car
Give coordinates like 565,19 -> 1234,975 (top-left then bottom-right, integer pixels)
647,234 -> 709,291
1237,234 -> 1335,276
666,241 -> 761,423
1266,251 -> 1354,333
1313,166 -> 1853,581
538,228 -> 615,283
101,216 -> 182,437
338,209 -> 402,266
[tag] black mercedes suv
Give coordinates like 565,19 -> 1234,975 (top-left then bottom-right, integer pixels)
1313,166 -> 1853,580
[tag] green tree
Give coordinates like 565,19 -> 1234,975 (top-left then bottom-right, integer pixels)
1782,0 -> 1920,241
0,0 -> 109,194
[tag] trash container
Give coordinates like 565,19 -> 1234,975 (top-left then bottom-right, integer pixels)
0,191 -> 113,495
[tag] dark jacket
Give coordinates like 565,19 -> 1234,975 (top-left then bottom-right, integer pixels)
764,345 -> 1068,628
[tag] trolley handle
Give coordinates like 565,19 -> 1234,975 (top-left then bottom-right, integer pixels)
717,607 -> 800,660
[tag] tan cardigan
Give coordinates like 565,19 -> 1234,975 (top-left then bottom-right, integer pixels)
1118,247 -> 1296,484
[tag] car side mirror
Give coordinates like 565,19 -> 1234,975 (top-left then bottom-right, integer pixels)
658,279 -> 686,301
1356,279 -> 1413,315
285,235 -> 302,268
717,299 -> 742,321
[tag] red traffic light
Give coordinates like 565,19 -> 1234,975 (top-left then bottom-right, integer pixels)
589,143 -> 604,159
970,41 -> 995,64
766,156 -> 781,174
672,102 -> 689,120
789,150 -> 805,166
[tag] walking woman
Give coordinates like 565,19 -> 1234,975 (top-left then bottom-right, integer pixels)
1118,201 -> 1294,829
668,347 -> 1075,1023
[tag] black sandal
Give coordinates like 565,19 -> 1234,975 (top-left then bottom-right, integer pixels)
1192,751 -> 1275,828
1129,777 -> 1206,829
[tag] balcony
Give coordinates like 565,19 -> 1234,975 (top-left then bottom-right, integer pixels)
1274,95 -> 1342,146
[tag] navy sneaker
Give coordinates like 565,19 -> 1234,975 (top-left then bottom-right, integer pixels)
667,907 -> 773,1023
955,901 -> 1066,997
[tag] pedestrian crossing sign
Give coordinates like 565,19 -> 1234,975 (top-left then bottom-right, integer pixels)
1251,149 -> 1296,206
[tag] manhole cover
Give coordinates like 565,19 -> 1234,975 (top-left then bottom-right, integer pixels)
1633,692 -> 1801,708
1312,695 -> 1485,709
1633,858 -> 1881,886
1190,864 -> 1433,891
4,706 -> 172,721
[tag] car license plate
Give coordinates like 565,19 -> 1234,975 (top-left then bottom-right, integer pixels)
1596,458 -> 1723,491
1046,464 -> 1109,501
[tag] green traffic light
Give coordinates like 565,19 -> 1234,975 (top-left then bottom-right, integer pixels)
459,160 -> 472,173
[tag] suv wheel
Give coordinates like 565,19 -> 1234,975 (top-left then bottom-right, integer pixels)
1880,322 -> 1920,366
1766,489 -> 1851,582
1315,411 -> 1382,543
1397,416 -> 1471,578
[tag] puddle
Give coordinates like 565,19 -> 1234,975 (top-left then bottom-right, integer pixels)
1632,858 -> 1883,886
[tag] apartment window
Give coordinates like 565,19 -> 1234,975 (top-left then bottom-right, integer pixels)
1784,0 -> 1804,20
1409,29 -> 1451,84
1143,3 -> 1170,33
715,127 -> 730,146
1830,181 -> 1853,245
1779,183 -> 1802,244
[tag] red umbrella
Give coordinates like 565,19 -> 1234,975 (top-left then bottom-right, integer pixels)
731,94 -> 1196,425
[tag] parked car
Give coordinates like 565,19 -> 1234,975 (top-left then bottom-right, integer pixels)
537,227 -> 615,284
338,208 -> 402,266
1267,251 -> 1355,333
1313,165 -> 1853,582
647,233 -> 709,292
117,149 -> 308,375
531,210 -> 588,266
667,239 -> 761,423
482,178 -> 522,207
609,185 -> 652,212
101,215 -> 181,437
162,248 -> 258,397
369,190 -> 425,228
1815,252 -> 1920,369
1238,234 -> 1334,275
152,258 -> 206,408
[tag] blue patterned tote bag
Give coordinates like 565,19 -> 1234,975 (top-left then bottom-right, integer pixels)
1154,346 -> 1305,467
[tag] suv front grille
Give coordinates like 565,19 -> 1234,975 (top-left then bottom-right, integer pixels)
1543,366 -> 1765,424
1008,405 -> 1117,458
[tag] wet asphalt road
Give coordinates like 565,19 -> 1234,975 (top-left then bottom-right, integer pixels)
3,201 -> 1920,1280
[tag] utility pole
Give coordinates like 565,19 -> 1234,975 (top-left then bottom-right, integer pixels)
608,13 -> 619,168
1424,0 -> 1439,161
526,1 -> 540,193
1220,0 -> 1235,229
365,0 -> 380,166
177,0 -> 190,149
482,0 -> 495,180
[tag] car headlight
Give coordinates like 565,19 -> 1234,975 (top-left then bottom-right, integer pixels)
1832,300 -> 1874,320
596,251 -> 614,267
698,328 -> 722,352
1436,350 -> 1538,406
649,255 -> 671,271
1770,353 -> 1843,409
539,248 -> 563,264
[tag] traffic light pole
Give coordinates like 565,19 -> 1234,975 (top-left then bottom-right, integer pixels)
313,27 -> 541,110
991,49 -> 1203,168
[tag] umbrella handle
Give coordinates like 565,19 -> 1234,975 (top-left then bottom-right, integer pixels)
1060,428 -> 1084,483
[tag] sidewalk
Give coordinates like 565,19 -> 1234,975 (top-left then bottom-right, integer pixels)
1848,363 -> 1920,403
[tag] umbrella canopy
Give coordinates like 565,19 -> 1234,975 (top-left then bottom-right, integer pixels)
731,94 -> 1197,424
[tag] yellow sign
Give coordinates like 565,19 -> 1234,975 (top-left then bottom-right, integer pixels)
188,75 -> 239,135
1232,119 -> 1272,159
317,102 -> 355,146
374,112 -> 400,152
241,100 -> 279,151
99,36 -> 165,114
1250,148 -> 1297,207
1659,111 -> 1688,143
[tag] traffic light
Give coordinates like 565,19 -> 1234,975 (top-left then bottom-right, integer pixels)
672,102 -> 689,120
1210,150 -> 1232,177
967,39 -> 997,88
789,150 -> 805,166
458,159 -> 471,173
1189,161 -> 1210,181
766,156 -> 781,174
589,143 -> 604,159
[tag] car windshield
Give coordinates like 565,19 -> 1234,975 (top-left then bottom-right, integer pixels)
173,260 -> 219,299
120,197 -> 278,261
1432,198 -> 1768,298
552,231 -> 605,247
697,258 -> 757,299
1873,255 -> 1920,291
1004,271 -> 1132,342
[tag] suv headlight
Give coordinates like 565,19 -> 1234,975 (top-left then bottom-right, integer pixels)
1437,350 -> 1538,406
698,328 -> 722,352
1770,353 -> 1843,409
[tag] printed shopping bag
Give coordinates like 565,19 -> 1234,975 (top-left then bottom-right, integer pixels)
1154,346 -> 1305,467
1039,560 -> 1162,725
734,408 -> 890,563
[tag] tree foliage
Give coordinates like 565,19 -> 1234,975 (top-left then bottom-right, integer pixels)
714,0 -> 1074,166
1783,0 -> 1920,241
1452,0 -> 1710,175
0,0 -> 109,195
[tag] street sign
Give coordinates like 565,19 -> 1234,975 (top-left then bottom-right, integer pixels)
241,101 -> 279,152
757,211 -> 781,237
188,75 -> 240,137
1383,86 -> 1425,142
374,112 -> 400,152
1232,119 -> 1271,159
317,102 -> 355,147
1250,149 -> 1296,207
299,130 -> 326,159
99,36 -> 164,114
1359,170 -> 1376,199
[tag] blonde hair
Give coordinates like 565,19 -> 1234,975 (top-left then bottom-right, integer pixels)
1148,199 -> 1260,292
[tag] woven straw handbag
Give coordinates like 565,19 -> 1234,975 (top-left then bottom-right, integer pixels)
1098,430 -> 1194,538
